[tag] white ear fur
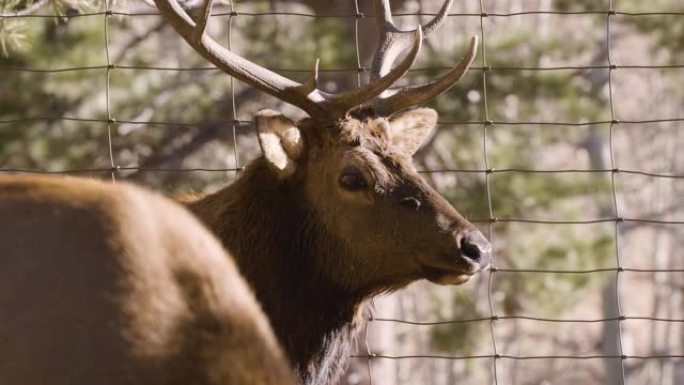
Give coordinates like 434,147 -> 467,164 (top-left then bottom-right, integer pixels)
255,109 -> 303,177
388,108 -> 438,155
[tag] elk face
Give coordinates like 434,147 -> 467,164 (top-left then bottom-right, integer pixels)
256,108 -> 491,293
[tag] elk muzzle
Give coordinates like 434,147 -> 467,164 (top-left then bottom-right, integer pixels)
460,229 -> 491,266
420,227 -> 491,286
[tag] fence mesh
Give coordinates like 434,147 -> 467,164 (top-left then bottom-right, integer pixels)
1,1 -> 683,384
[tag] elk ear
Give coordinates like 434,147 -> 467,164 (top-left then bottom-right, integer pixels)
388,108 -> 438,155
255,109 -> 304,178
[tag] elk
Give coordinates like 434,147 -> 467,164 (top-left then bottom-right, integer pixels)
155,0 -> 492,384
0,0 -> 490,384
0,176 -> 297,385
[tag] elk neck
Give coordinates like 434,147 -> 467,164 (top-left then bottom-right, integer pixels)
185,157 -> 369,385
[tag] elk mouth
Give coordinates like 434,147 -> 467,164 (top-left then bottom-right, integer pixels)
420,261 -> 486,286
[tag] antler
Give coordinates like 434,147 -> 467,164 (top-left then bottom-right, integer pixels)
370,0 -> 478,116
153,0 -> 423,121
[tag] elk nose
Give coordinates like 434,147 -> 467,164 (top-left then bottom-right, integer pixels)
460,230 -> 491,264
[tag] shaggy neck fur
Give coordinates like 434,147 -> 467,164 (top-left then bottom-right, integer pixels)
187,158 -> 368,385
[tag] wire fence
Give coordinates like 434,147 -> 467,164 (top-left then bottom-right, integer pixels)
1,1 -> 683,384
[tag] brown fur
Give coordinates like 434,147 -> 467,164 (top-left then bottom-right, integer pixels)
0,175 -> 296,385
186,110 -> 490,385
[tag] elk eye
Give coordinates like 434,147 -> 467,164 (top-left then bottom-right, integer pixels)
339,170 -> 367,191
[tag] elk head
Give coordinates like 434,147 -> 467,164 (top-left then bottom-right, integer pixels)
154,0 -> 490,292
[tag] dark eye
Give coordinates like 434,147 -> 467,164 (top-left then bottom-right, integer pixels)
339,171 -> 367,191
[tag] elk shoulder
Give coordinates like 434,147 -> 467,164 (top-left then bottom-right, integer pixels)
0,175 -> 295,385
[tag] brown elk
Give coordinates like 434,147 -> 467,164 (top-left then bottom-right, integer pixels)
155,0 -> 491,384
0,0 -> 490,384
0,176 -> 297,385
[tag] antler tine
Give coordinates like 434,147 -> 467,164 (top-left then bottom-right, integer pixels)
370,0 -> 453,81
370,0 -> 478,116
422,0 -> 454,36
154,0 -> 424,121
194,0 -> 213,40
375,36 -> 478,116
323,26 -> 423,117
296,58 -> 320,96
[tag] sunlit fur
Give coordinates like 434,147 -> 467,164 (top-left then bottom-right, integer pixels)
0,176 -> 296,385
187,107 -> 487,385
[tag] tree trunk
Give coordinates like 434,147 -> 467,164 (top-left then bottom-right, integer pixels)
584,127 -> 624,385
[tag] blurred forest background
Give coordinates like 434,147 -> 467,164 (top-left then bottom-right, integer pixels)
1,0 -> 683,384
